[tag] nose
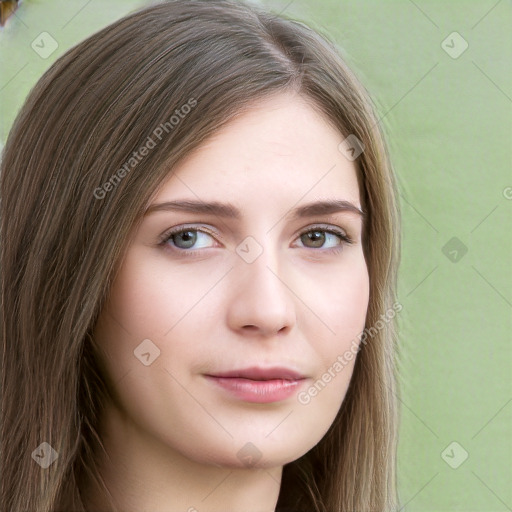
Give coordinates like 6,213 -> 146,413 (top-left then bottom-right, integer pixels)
225,246 -> 296,338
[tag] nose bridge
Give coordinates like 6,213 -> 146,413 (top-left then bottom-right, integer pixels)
236,233 -> 287,298
227,232 -> 296,334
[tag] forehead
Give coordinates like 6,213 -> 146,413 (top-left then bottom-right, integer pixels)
153,92 -> 361,209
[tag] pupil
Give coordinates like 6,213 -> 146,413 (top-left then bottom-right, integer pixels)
307,231 -> 324,247
177,231 -> 196,248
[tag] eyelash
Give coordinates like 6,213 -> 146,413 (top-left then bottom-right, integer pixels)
158,224 -> 354,258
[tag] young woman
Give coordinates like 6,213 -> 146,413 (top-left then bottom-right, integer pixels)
0,1 -> 401,510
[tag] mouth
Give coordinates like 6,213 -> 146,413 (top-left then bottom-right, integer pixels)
205,366 -> 307,381
203,366 -> 308,403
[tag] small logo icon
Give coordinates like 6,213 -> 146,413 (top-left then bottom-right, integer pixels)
442,237 -> 468,263
441,441 -> 468,469
338,134 -> 365,161
134,338 -> 161,366
441,32 -> 468,59
31,442 -> 59,468
236,442 -> 262,467
236,236 -> 263,264
31,32 -> 59,59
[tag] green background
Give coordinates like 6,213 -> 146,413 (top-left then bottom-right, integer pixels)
1,1 -> 511,510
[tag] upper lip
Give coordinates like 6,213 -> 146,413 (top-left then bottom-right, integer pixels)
205,366 -> 306,381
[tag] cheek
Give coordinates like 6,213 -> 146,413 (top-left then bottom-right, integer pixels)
92,249 -> 216,391
103,250 -> 202,339
300,255 -> 368,402
91,254 -> 169,386
309,253 -> 370,341
91,267 -> 200,442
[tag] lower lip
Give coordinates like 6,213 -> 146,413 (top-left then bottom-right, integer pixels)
204,376 -> 305,403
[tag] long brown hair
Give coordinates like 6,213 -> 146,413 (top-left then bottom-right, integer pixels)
0,1 -> 401,510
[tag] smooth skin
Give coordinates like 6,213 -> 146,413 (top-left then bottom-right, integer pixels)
84,91 -> 370,512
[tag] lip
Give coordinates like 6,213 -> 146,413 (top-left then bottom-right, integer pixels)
204,366 -> 308,404
206,366 -> 306,381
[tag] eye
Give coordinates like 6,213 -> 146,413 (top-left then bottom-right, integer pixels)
158,224 -> 353,257
295,225 -> 353,252
160,226 -> 217,252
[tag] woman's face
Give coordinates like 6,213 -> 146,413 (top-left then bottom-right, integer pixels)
94,91 -> 369,470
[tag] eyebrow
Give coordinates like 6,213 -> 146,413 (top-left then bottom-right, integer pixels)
144,198 -> 365,220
